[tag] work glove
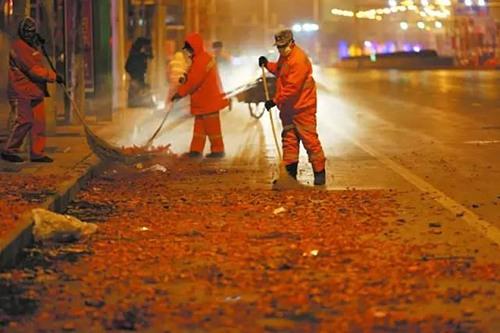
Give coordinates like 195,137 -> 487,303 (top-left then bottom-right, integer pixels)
56,74 -> 65,85
259,56 -> 268,67
171,93 -> 181,102
264,99 -> 276,111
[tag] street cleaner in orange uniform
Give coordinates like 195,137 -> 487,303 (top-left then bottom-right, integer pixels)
259,29 -> 326,185
171,32 -> 228,159
1,17 -> 63,163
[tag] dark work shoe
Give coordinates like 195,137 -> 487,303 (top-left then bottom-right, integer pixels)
206,152 -> 225,159
285,162 -> 298,179
181,151 -> 202,159
31,155 -> 54,163
1,152 -> 24,163
314,169 -> 326,186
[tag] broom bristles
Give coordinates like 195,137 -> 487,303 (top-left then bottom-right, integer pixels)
84,127 -> 149,165
84,101 -> 175,164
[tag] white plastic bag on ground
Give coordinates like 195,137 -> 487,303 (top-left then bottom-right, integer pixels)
141,164 -> 167,173
32,208 -> 98,243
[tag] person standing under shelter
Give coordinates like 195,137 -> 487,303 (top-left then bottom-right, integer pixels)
125,37 -> 154,108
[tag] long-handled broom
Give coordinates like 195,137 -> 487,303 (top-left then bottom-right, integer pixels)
144,95 -> 175,148
260,66 -> 302,190
41,43 -> 172,164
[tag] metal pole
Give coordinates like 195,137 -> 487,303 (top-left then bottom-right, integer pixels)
194,0 -> 199,32
313,0 -> 320,62
112,0 -> 126,110
263,0 -> 269,46
210,0 -> 216,42
153,0 -> 166,92
184,0 -> 192,33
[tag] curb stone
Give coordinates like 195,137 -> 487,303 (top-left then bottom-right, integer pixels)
0,154 -> 105,269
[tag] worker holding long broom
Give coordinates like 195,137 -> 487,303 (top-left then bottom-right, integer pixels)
171,32 -> 228,159
1,17 -> 63,163
259,29 -> 326,186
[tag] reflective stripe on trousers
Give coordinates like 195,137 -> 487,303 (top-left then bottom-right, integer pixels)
280,107 -> 326,172
3,99 -> 46,158
190,112 -> 224,153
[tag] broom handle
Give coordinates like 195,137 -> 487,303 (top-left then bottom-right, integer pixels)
144,100 -> 174,147
41,42 -> 157,149
261,66 -> 282,161
40,43 -> 89,128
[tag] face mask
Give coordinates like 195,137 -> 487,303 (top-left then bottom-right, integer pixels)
278,45 -> 292,57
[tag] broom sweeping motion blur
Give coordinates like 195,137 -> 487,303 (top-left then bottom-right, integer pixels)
40,42 -> 171,165
260,66 -> 302,191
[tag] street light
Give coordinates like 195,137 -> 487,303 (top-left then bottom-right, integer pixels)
292,24 -> 303,32
303,23 -> 320,32
400,21 -> 409,30
292,23 -> 319,33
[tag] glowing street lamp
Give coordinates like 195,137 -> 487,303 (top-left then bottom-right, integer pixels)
292,24 -> 302,32
292,23 -> 319,33
303,23 -> 320,32
400,21 -> 409,30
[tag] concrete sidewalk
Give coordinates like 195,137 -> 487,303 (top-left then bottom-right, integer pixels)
0,121 -> 103,267
0,101 -> 171,268
0,97 -> 113,268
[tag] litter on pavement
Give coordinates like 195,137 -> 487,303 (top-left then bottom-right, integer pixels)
32,208 -> 98,243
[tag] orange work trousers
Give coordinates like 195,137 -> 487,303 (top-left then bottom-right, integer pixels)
3,99 -> 46,158
190,112 -> 224,153
279,106 -> 326,172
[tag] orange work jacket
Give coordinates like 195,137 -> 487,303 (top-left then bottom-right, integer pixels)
265,45 -> 316,113
7,39 -> 56,100
177,33 -> 228,115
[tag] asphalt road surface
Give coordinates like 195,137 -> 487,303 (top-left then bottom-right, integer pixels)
314,69 -> 500,236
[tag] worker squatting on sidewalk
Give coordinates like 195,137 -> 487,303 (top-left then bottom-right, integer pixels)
259,29 -> 327,186
1,17 -> 63,164
171,32 -> 229,159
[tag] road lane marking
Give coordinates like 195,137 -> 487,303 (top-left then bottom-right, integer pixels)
334,129 -> 500,246
464,140 -> 500,145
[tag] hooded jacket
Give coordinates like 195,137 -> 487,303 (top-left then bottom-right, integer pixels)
265,44 -> 316,113
177,33 -> 228,115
